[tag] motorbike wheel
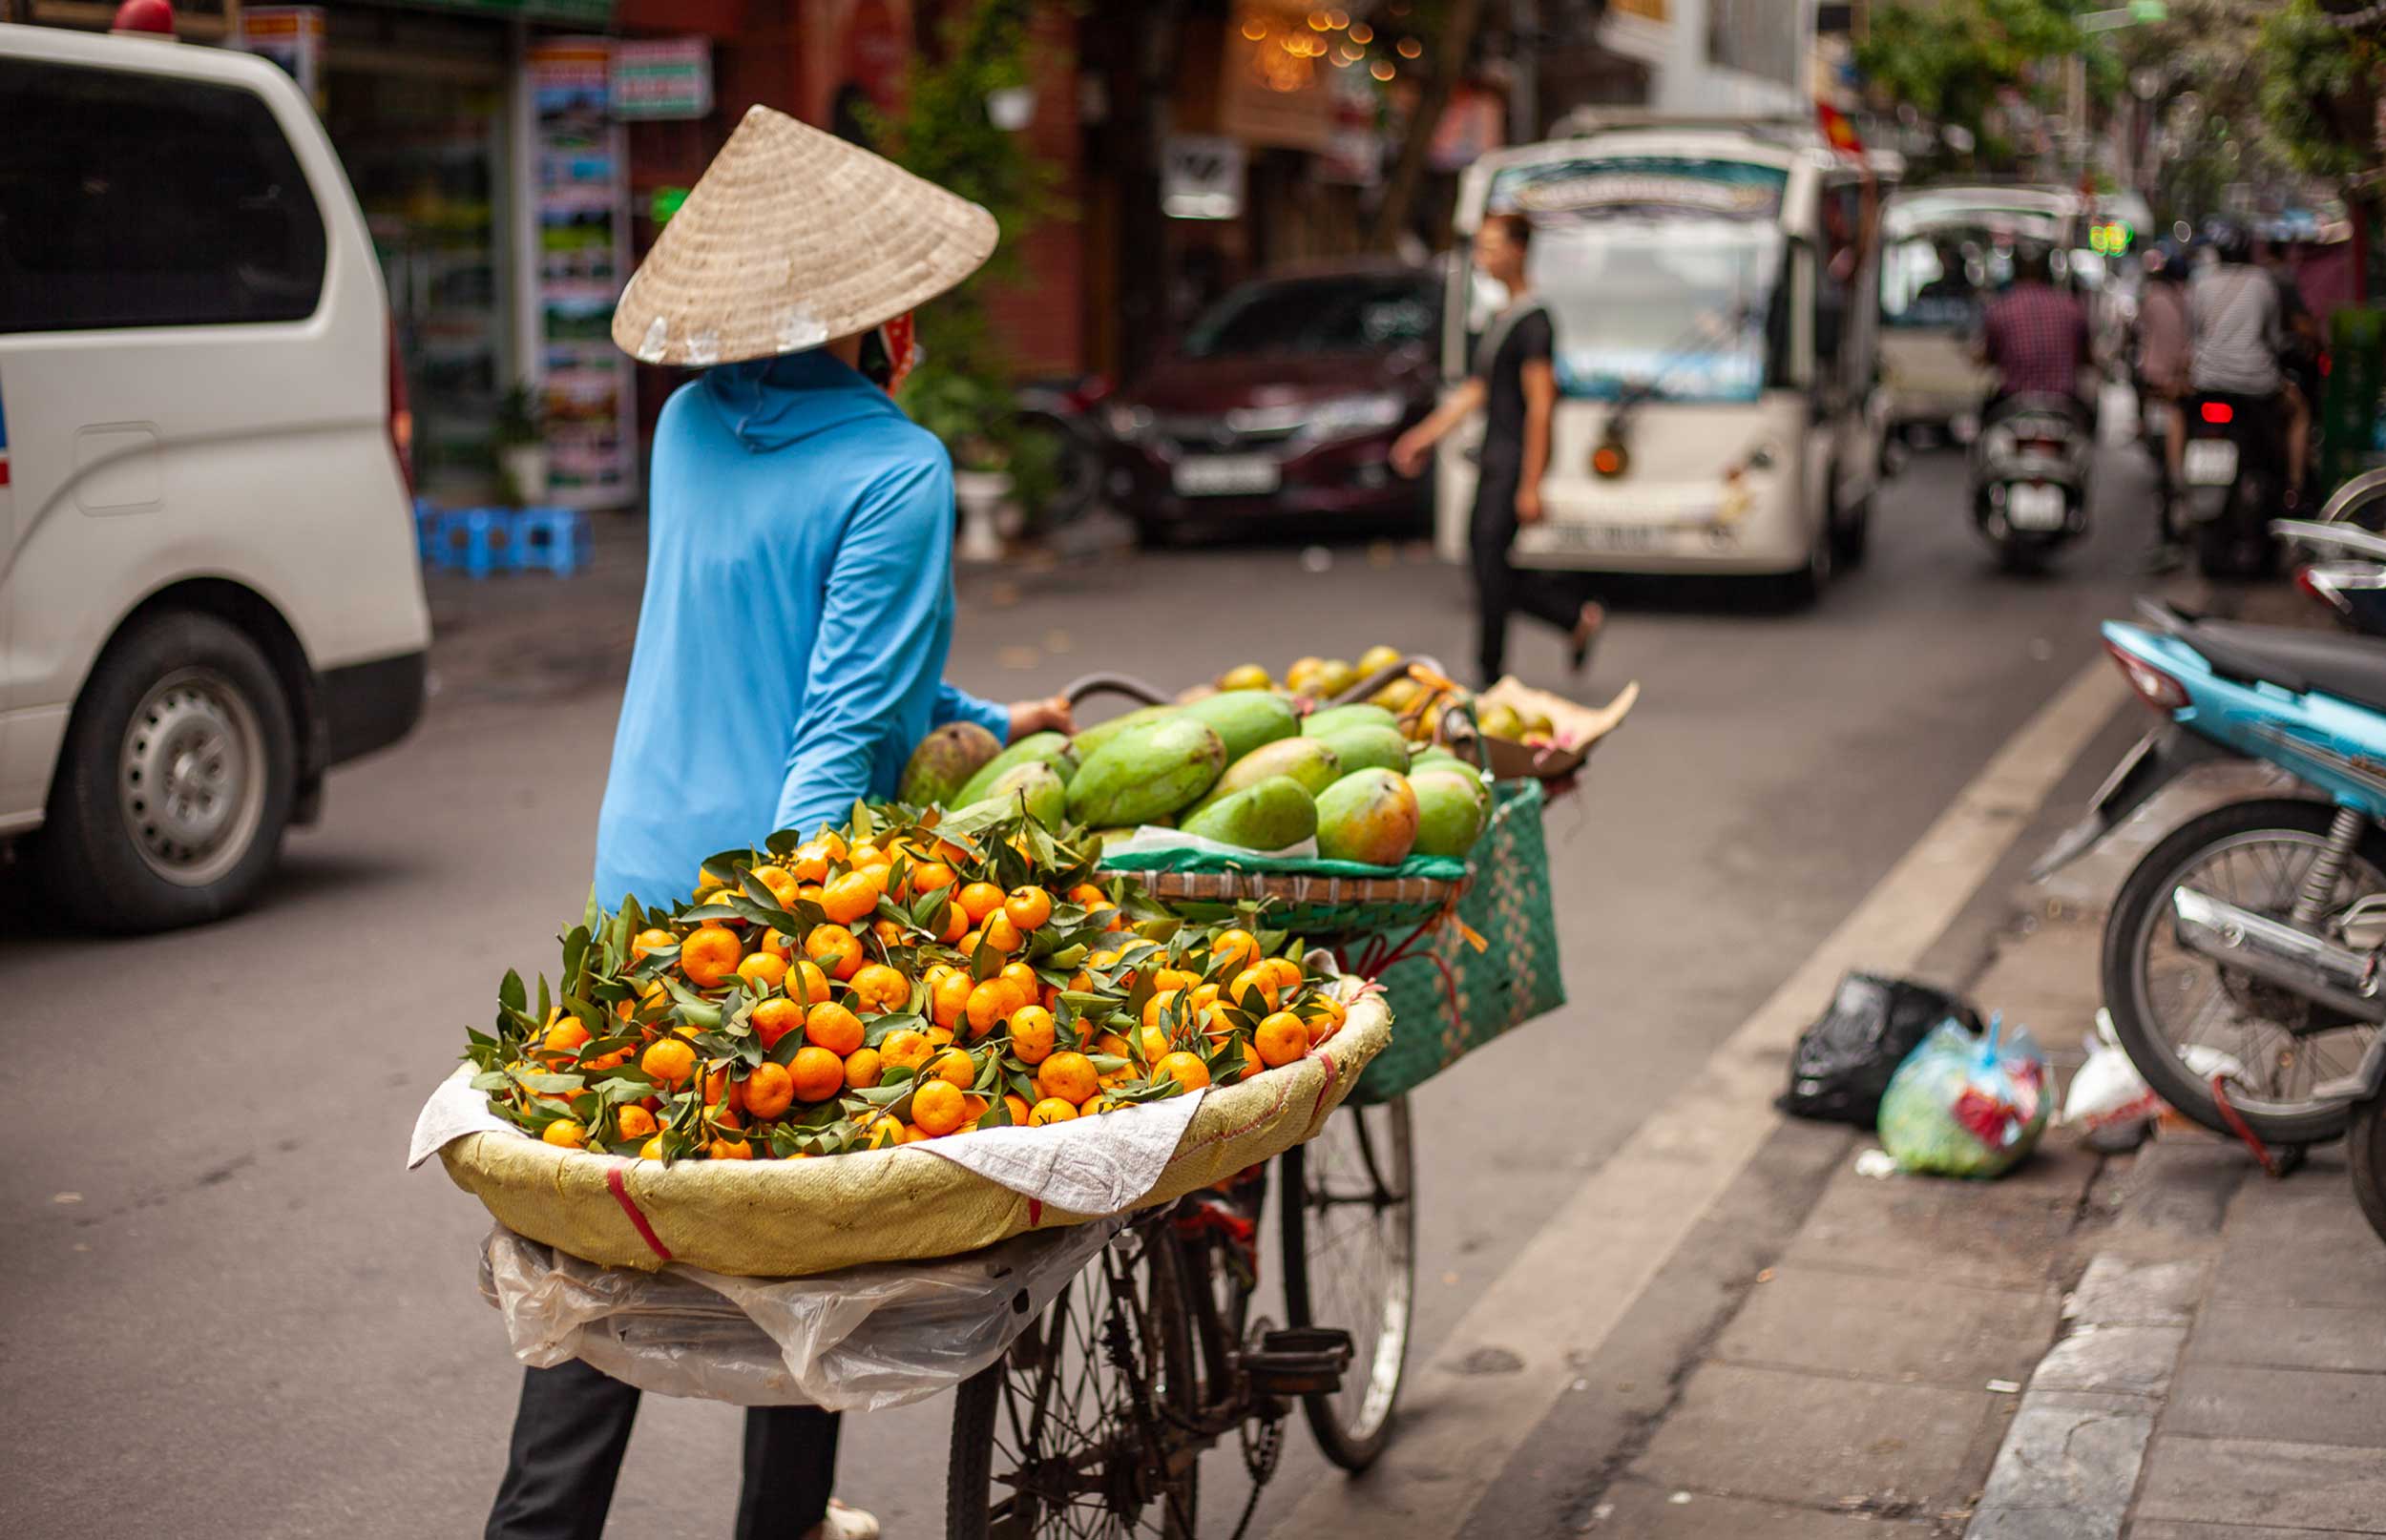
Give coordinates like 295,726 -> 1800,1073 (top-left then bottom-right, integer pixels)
2352,1095 -> 2386,1248
2103,799 -> 2386,1146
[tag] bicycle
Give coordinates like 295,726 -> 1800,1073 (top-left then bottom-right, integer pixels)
943,671 -> 1422,1538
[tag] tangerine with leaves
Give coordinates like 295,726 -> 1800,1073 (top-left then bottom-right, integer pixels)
788,1046 -> 845,1103
804,925 -> 863,981
911,1078 -> 968,1136
1037,1051 -> 1099,1106
804,1001 -> 865,1057
640,1037 -> 696,1088
843,1047 -> 884,1090
1007,1005 -> 1057,1065
680,925 -> 743,988
848,963 -> 910,1014
743,1061 -> 796,1119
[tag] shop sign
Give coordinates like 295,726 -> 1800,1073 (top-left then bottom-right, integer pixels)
238,6 -> 325,110
612,37 -> 711,120
1490,156 -> 1790,224
1429,84 -> 1504,173
1162,135 -> 1245,221
525,37 -> 638,510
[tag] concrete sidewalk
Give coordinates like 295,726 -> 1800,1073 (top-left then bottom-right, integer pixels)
1579,583 -> 2386,1538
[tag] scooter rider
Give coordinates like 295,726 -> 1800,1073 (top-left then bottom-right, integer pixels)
2186,219 -> 2289,494
1974,242 -> 2096,424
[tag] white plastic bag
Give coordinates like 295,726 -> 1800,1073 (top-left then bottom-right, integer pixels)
478,1217 -> 1120,1411
2061,1010 -> 2165,1131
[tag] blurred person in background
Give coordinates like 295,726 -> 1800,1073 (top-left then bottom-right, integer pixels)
2134,246 -> 2192,570
2187,221 -> 2288,499
2264,235 -> 2323,507
1390,212 -> 1601,688
1975,243 -> 2095,421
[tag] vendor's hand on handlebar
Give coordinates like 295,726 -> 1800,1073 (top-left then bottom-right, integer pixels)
1009,695 -> 1075,741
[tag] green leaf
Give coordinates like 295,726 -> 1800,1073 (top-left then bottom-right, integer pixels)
863,1011 -> 928,1048
470,1069 -> 513,1093
972,942 -> 1002,982
498,969 -> 527,1015
518,1072 -> 586,1094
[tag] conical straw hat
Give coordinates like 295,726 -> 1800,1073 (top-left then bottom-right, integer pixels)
612,105 -> 997,367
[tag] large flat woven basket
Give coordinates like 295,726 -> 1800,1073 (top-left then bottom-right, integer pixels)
1127,868 -> 1456,937
440,993 -> 1391,1279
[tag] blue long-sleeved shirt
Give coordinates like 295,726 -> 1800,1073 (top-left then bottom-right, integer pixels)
592,350 -> 1008,910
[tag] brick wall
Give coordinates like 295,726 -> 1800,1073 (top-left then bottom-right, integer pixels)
980,2 -> 1086,378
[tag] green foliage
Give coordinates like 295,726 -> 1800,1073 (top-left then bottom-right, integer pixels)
859,0 -> 1066,515
2257,0 -> 2386,180
1858,0 -> 2089,169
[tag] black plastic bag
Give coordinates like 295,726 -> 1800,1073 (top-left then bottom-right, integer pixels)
1776,972 -> 1984,1127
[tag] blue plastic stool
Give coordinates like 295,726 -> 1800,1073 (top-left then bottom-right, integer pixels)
431,507 -> 513,579
511,506 -> 591,576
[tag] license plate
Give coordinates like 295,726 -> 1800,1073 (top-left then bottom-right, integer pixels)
1542,522 -> 1661,552
2006,482 -> 2066,531
2184,438 -> 2238,487
1172,455 -> 1280,497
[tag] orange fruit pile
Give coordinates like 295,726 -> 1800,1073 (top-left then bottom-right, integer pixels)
468,801 -> 1351,1161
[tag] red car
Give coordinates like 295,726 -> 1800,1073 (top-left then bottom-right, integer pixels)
1101,263 -> 1440,538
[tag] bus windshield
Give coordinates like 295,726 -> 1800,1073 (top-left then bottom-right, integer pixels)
1529,220 -> 1783,403
1879,215 -> 2065,328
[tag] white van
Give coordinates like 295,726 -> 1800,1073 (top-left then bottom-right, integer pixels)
0,25 -> 430,931
1436,117 -> 1894,603
1877,184 -> 2080,442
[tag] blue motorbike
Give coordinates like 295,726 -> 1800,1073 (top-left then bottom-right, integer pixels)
2037,581 -> 2386,1224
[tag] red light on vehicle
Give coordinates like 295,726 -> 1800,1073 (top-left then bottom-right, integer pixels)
2104,638 -> 2190,713
2200,401 -> 2233,425
387,318 -> 415,496
1591,443 -> 1627,478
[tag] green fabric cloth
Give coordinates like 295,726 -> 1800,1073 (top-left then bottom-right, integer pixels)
1099,843 -> 1471,884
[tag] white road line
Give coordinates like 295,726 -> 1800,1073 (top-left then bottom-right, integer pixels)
1272,657 -> 2131,1538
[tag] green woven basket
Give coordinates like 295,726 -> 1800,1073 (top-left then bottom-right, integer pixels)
1099,849 -> 1468,938
1348,779 -> 1564,1106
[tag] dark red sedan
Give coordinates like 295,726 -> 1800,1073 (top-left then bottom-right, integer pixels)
1101,263 -> 1440,538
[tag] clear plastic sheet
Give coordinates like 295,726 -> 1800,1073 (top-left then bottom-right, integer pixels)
478,1217 -> 1121,1411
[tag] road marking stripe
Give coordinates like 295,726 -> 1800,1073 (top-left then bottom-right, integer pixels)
1272,657 -> 2130,1538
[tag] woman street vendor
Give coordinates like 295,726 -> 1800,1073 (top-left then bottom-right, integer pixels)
485,106 -> 1068,1540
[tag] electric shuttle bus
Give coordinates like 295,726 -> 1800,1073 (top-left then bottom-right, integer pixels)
1434,117 -> 1894,602
1876,184 -> 2081,443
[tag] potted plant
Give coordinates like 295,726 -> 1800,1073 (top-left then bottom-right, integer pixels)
493,382 -> 548,506
905,363 -> 1013,560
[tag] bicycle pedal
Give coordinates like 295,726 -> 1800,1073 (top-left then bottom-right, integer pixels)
1243,1327 -> 1353,1397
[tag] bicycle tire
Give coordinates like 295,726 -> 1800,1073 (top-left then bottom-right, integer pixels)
1280,1096 -> 1415,1472
2103,799 -> 2386,1145
947,1223 -> 1200,1539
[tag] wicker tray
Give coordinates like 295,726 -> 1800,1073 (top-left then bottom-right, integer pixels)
439,992 -> 1391,1279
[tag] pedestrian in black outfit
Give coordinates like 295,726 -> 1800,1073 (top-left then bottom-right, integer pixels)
1392,212 -> 1601,687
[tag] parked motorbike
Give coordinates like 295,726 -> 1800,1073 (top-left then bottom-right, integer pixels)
2179,390 -> 2287,578
1968,393 -> 2092,570
2035,613 -> 2386,1157
2273,516 -> 2386,637
1012,373 -> 1113,531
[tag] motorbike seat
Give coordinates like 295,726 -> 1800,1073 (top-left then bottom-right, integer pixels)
2184,618 -> 2386,713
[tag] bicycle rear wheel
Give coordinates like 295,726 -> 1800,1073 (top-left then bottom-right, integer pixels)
947,1221 -> 1200,1539
1279,1095 -> 1415,1471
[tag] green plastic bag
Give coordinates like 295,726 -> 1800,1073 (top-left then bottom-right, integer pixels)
1876,1015 -> 2049,1178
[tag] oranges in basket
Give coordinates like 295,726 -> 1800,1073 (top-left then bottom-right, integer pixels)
465,801 -> 1352,1161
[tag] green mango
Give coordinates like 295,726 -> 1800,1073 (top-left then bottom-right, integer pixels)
1302,702 -> 1399,739
1067,716 -> 1227,827
1312,723 -> 1411,779
1410,770 -> 1488,857
960,760 -> 1068,828
1183,737 -> 1342,820
1179,775 -> 1319,852
897,720 -> 1003,806
1408,751 -> 1491,808
954,731 -> 1078,806
1069,703 -> 1178,761
1315,769 -> 1419,866
1176,690 -> 1299,764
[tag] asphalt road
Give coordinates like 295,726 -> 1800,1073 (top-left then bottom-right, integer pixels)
0,434 -> 2170,1538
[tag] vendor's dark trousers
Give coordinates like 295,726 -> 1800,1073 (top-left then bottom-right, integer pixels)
1471,475 -> 1585,684
487,1360 -> 840,1540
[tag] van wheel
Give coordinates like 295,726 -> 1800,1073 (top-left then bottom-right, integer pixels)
36,611 -> 297,932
